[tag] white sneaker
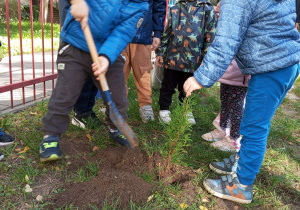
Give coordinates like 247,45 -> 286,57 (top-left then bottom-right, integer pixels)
186,112 -> 196,125
202,129 -> 226,142
0,153 -> 4,161
159,110 -> 171,124
211,136 -> 240,152
139,105 -> 154,123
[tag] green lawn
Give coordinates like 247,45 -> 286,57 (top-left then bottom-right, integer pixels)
0,21 -> 60,56
0,74 -> 299,209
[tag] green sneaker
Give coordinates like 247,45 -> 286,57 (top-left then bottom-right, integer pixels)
203,174 -> 253,204
40,135 -> 61,162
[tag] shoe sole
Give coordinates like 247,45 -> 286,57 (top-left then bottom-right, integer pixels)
71,118 -> 86,129
209,163 -> 234,175
203,180 -> 252,204
40,154 -> 61,163
0,141 -> 15,146
158,116 -> 171,124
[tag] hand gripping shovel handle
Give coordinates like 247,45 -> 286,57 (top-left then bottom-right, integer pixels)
82,24 -> 139,149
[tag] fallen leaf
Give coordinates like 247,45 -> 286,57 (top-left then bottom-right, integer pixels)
55,166 -> 60,171
19,146 -> 30,154
67,161 -> 71,165
19,155 -> 26,159
234,206 -> 239,210
36,195 -> 43,201
199,206 -> 208,210
195,168 -> 202,174
87,134 -> 92,141
15,148 -> 22,152
147,194 -> 154,202
25,175 -> 29,182
201,198 -> 209,203
93,146 -> 100,152
25,184 -> 32,193
180,203 -> 188,209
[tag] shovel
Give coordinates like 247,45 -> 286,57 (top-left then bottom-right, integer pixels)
82,24 -> 139,149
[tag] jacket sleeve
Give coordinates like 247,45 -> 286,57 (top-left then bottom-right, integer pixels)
202,8 -> 217,58
152,0 -> 166,38
98,3 -> 148,64
194,0 -> 253,88
155,8 -> 172,57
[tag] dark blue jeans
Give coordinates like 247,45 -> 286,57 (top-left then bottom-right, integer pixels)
73,78 -> 98,116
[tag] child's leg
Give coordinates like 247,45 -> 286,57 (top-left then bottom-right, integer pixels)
228,85 -> 248,140
237,64 -> 300,185
159,69 -> 180,110
220,83 -> 231,131
178,72 -> 193,103
42,43 -> 91,136
92,55 -> 128,130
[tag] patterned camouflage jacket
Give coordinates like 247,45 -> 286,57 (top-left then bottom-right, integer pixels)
156,0 -> 217,73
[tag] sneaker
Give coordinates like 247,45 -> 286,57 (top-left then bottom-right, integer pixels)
159,110 -> 171,124
0,128 -> 15,146
203,174 -> 253,204
139,105 -> 154,123
71,113 -> 102,129
210,154 -> 238,175
109,129 -> 131,147
202,129 -> 226,142
211,136 -> 240,152
40,135 -> 61,162
186,112 -> 196,125
0,153 -> 4,161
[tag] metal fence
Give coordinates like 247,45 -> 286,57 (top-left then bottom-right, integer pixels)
0,0 -> 57,113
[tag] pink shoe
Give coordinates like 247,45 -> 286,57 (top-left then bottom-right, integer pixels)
211,136 -> 240,152
202,129 -> 226,142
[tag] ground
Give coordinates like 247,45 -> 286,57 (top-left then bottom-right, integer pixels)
0,75 -> 299,209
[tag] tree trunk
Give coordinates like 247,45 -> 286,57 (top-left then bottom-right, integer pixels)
39,0 -> 49,23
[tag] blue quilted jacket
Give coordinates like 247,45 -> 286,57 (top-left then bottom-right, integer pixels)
60,0 -> 148,64
131,0 -> 166,45
194,0 -> 300,88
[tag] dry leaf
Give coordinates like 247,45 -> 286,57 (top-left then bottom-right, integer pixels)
180,203 -> 188,209
195,168 -> 202,174
201,198 -> 209,203
19,146 -> 30,154
199,206 -> 208,210
15,148 -> 22,152
25,175 -> 29,182
55,166 -> 60,171
147,194 -> 154,202
93,146 -> 100,152
25,184 -> 32,193
234,206 -> 239,210
19,155 -> 26,159
87,134 -> 92,141
36,195 -> 43,201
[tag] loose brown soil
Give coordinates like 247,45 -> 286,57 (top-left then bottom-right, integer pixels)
48,139 -> 195,209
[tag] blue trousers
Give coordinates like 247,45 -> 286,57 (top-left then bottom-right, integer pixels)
237,63 -> 300,185
73,78 -> 98,116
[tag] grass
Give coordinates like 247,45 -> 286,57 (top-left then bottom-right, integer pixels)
0,20 -> 60,56
0,74 -> 299,209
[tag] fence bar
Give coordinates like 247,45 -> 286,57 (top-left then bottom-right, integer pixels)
40,0 -> 46,97
5,0 -> 13,108
30,0 -> 36,100
50,0 -> 55,89
0,75 -> 58,93
17,0 -> 25,104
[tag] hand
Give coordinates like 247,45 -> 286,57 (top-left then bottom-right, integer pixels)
155,56 -> 163,67
71,0 -> 89,29
183,76 -> 203,97
92,56 -> 110,79
213,2 -> 221,18
151,37 -> 161,51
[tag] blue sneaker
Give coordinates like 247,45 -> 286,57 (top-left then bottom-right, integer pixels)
0,153 -> 4,161
203,174 -> 253,204
210,154 -> 238,175
109,129 -> 130,147
40,135 -> 61,162
0,128 -> 15,146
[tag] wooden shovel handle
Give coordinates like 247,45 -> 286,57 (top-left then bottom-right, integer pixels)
82,24 -> 109,91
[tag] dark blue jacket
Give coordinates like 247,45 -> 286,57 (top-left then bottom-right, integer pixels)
59,0 -> 148,64
131,0 -> 166,45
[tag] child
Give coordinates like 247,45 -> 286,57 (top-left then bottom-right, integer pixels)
201,2 -> 250,152
184,0 -> 300,204
155,0 -> 217,124
40,0 -> 148,162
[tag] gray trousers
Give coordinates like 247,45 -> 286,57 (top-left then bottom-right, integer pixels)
42,42 -> 128,136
